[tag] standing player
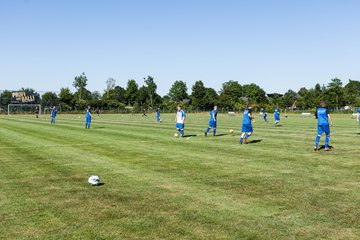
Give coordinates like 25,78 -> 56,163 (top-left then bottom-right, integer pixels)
240,104 -> 254,144
274,107 -> 280,126
175,105 -> 186,137
51,106 -> 57,124
357,107 -> 360,127
85,106 -> 92,129
35,107 -> 39,119
205,105 -> 218,136
262,108 -> 268,123
314,101 -> 333,152
156,108 -> 161,122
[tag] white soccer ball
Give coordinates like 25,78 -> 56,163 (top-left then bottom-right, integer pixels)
229,129 -> 234,134
174,133 -> 179,138
88,175 -> 101,186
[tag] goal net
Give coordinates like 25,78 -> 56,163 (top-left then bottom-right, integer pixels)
8,104 -> 41,115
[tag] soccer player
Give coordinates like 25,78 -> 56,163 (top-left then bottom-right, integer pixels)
156,108 -> 161,122
314,101 -> 333,152
142,108 -> 147,117
175,105 -> 186,137
35,107 -> 39,119
205,105 -> 218,136
357,107 -> 360,126
262,108 -> 268,122
51,106 -> 57,124
274,107 -> 280,126
85,106 -> 92,129
240,104 -> 254,144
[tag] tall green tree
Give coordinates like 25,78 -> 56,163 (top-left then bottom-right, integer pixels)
344,79 -> 360,105
125,79 -> 139,106
144,76 -> 157,108
191,80 -> 206,109
242,83 -> 268,104
168,80 -> 189,102
281,89 -> 297,109
218,80 -> 242,110
0,90 -> 12,109
73,72 -> 88,100
326,78 -> 344,109
105,78 -> 116,99
41,92 -> 59,107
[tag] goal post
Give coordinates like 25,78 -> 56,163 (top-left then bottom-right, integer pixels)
8,103 -> 41,115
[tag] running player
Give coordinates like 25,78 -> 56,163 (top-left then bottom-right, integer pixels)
156,108 -> 161,122
314,101 -> 333,152
205,105 -> 218,136
240,104 -> 254,144
262,108 -> 268,123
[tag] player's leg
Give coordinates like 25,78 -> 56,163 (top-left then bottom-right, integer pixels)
213,127 -> 216,136
205,126 -> 211,136
240,132 -> 246,144
324,125 -> 331,151
314,126 -> 324,151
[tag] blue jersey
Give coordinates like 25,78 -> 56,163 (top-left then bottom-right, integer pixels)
51,108 -> 57,118
86,109 -> 92,121
242,109 -> 252,125
209,109 -> 217,123
156,109 -> 160,117
315,107 -> 329,125
358,107 -> 360,114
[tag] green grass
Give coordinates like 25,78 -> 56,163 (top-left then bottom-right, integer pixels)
0,113 -> 359,239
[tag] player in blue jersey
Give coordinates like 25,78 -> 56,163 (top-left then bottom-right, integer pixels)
240,104 -> 254,144
262,108 -> 268,123
357,107 -> 360,126
274,107 -> 280,126
85,106 -> 92,129
51,106 -> 57,124
156,108 -> 161,122
314,101 -> 333,152
205,105 -> 218,136
175,105 -> 186,137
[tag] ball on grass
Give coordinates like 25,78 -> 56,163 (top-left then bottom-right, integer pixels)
229,129 -> 234,134
174,133 -> 179,138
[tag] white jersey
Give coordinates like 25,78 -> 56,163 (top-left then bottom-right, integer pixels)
176,110 -> 186,124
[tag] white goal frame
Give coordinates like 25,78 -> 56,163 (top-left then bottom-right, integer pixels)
8,103 -> 42,115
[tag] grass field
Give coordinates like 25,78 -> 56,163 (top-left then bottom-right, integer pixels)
0,112 -> 359,239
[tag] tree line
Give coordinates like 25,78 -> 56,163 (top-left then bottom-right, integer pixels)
1,73 -> 360,113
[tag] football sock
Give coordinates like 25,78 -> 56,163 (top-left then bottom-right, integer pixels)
180,129 -> 184,136
213,128 -> 216,136
240,138 -> 243,143
206,127 -> 211,133
245,133 -> 251,139
315,135 -> 321,148
325,135 -> 330,148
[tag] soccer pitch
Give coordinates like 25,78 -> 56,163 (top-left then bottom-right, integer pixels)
0,113 -> 359,239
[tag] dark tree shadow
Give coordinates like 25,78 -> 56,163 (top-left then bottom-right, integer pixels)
94,126 -> 106,129
247,139 -> 262,144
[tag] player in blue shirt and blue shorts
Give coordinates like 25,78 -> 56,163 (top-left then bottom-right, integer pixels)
274,107 -> 280,126
205,105 -> 218,136
51,106 -> 57,124
262,108 -> 268,123
175,105 -> 186,137
156,108 -> 161,122
314,101 -> 333,152
357,107 -> 360,127
240,104 -> 254,144
85,106 -> 92,129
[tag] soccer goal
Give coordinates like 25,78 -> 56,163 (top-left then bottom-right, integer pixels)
8,103 -> 41,115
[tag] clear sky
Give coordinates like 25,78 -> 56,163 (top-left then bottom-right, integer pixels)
1,0 -> 360,96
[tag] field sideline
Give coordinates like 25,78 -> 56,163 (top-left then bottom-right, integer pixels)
0,113 -> 359,239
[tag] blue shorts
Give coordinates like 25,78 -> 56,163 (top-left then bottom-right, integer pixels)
242,124 -> 253,133
275,116 -> 280,121
317,124 -> 330,135
209,121 -> 217,128
176,123 -> 184,130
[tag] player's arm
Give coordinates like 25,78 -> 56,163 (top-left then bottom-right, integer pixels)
314,109 -> 318,119
328,114 -> 333,126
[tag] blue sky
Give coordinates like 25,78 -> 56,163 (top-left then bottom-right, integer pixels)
1,0 -> 360,96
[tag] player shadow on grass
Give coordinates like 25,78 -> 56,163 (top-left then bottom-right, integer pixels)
318,145 -> 334,150
92,183 -> 105,186
246,139 -> 262,144
183,134 -> 197,137
214,133 -> 228,137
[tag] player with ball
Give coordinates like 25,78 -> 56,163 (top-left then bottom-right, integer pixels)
240,104 -> 254,144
